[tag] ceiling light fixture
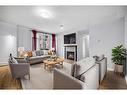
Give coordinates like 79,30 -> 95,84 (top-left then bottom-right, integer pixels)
60,25 -> 64,29
40,9 -> 52,18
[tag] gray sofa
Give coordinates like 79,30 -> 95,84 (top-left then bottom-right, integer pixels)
53,57 -> 99,89
27,50 -> 51,65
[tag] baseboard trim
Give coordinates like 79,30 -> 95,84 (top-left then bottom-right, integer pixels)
0,62 -> 8,64
107,68 -> 114,71
0,62 -> 8,67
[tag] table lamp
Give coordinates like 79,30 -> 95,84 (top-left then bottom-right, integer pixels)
18,47 -> 25,57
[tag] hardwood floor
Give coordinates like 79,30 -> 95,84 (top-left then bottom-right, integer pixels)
0,65 -> 22,89
0,65 -> 127,89
99,71 -> 127,89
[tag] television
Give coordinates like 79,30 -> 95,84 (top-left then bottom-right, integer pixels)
64,33 -> 76,44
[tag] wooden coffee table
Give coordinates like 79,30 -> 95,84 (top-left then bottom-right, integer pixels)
43,57 -> 64,71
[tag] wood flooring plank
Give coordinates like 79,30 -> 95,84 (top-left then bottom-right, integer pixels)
0,65 -> 22,89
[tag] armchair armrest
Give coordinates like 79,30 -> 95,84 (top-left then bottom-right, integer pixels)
9,63 -> 30,78
14,57 -> 27,63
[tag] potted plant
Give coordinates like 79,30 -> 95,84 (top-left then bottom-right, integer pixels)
112,45 -> 126,73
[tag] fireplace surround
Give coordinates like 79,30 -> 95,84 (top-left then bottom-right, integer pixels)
67,51 -> 75,60
64,45 -> 77,61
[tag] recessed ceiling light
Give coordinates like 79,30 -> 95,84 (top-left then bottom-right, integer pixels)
40,9 -> 52,18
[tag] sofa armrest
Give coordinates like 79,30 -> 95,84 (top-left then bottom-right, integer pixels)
53,64 -> 99,89
53,68 -> 84,89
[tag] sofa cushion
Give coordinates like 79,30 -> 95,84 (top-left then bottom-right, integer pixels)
43,50 -> 48,55
71,57 -> 95,82
29,55 -> 50,60
29,56 -> 43,60
36,50 -> 40,56
39,50 -> 44,55
76,57 -> 95,75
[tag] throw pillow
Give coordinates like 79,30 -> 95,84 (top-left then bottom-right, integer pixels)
71,63 -> 85,82
12,57 -> 18,64
39,50 -> 44,56
36,50 -> 40,56
71,63 -> 80,77
32,51 -> 36,57
43,50 -> 48,55
27,51 -> 33,57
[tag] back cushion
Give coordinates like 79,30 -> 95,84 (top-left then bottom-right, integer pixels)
39,50 -> 44,55
43,50 -> 48,55
36,50 -> 40,56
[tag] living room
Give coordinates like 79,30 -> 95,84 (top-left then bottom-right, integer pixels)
0,5 -> 127,90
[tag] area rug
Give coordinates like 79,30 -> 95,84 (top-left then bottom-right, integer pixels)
21,62 -> 72,89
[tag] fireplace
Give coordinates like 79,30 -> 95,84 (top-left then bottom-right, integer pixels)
67,51 -> 74,60
64,45 -> 77,61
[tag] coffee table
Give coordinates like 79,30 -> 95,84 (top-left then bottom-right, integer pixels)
43,57 -> 64,71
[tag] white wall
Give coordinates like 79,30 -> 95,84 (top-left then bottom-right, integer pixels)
0,21 -> 33,64
77,30 -> 89,60
124,15 -> 127,83
17,25 -> 32,51
89,18 -> 124,70
56,33 -> 64,57
0,21 -> 17,63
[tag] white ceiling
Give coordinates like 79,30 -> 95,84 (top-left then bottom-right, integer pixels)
0,6 -> 127,34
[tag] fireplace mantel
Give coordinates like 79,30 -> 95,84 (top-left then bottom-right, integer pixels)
64,44 -> 77,47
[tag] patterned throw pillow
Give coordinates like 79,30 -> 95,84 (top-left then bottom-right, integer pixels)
12,57 -> 18,64
32,51 -> 36,57
27,51 -> 33,57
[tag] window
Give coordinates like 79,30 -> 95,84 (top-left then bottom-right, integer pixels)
37,33 -> 52,50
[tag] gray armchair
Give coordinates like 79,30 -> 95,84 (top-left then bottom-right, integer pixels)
8,56 -> 30,79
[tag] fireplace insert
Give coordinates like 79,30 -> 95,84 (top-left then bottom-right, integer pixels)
67,51 -> 75,60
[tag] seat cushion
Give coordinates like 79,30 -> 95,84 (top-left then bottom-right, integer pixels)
76,57 -> 95,75
29,56 -> 43,60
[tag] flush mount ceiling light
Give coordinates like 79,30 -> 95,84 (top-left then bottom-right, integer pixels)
60,25 -> 64,29
40,9 -> 52,18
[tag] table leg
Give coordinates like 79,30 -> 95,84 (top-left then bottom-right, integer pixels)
60,62 -> 63,68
